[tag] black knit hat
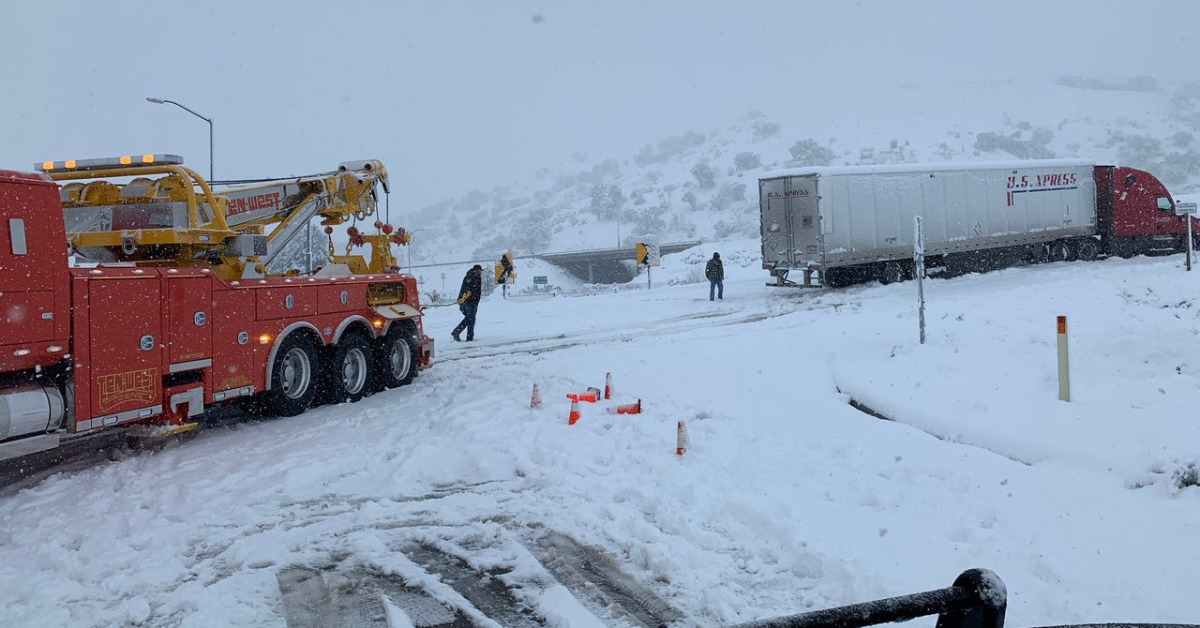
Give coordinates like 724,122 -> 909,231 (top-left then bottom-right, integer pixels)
472,264 -> 483,271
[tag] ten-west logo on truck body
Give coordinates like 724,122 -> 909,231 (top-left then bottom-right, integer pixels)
97,368 -> 158,412
226,192 -> 281,218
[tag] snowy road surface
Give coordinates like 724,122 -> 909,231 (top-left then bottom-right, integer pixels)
2,238 -> 1199,627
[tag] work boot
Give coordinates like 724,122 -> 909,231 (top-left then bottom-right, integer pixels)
452,331 -> 461,342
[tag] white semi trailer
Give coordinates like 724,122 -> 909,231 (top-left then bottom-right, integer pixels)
758,159 -> 1182,287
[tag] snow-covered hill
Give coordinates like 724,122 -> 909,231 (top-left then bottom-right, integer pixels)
402,77 -> 1200,266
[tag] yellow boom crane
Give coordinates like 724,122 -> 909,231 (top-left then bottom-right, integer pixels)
40,154 -> 410,280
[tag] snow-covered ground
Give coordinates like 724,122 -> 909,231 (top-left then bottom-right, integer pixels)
3,239 -> 1200,627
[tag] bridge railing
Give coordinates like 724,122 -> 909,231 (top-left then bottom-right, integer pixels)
728,569 -> 1005,628
723,569 -> 1197,628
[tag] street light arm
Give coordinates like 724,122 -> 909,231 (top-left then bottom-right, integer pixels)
146,97 -> 211,123
146,96 -> 214,182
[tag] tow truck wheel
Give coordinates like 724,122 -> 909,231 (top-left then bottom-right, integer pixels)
327,333 -> 374,404
375,326 -> 418,390
265,334 -> 318,417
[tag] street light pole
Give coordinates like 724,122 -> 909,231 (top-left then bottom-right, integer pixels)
146,97 -> 213,182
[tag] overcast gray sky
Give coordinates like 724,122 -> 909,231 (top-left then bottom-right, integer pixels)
1,1 -> 1194,211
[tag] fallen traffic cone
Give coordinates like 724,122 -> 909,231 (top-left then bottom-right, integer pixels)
530,383 -> 542,409
605,399 -> 641,415
604,372 -> 613,400
676,420 -> 689,456
567,387 -> 601,403
567,399 -> 581,425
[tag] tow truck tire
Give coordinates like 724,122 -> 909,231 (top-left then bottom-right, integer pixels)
327,333 -> 374,404
375,326 -> 418,390
264,334 -> 318,417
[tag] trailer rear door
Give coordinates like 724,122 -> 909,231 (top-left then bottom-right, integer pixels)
760,175 -> 820,270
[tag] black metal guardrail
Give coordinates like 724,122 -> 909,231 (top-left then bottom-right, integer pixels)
726,569 -> 1197,628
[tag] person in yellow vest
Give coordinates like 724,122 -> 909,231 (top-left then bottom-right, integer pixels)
497,253 -> 514,284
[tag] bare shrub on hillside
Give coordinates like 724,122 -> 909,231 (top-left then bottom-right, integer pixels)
634,131 -> 707,166
734,152 -> 762,171
974,128 -> 1056,159
789,139 -> 835,166
690,163 -> 716,188
752,120 -> 780,139
709,183 -> 746,213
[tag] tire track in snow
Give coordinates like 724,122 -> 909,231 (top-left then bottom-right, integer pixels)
436,307 -> 800,363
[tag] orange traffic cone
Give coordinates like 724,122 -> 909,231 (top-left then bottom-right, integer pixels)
676,420 -> 689,455
605,399 -> 641,415
530,383 -> 542,409
567,399 -> 581,425
604,372 -> 613,400
567,387 -> 601,403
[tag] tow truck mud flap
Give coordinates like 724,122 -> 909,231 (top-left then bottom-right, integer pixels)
372,303 -> 435,365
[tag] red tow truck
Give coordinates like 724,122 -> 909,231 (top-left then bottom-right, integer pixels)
0,154 -> 433,461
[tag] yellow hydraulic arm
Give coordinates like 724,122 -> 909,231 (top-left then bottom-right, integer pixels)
38,154 -> 409,279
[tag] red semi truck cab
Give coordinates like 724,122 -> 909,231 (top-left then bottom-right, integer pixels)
0,165 -> 433,461
1097,165 -> 1192,256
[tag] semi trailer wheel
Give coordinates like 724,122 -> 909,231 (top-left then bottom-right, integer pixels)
1047,240 -> 1074,262
1030,243 -> 1050,264
326,333 -> 374,404
264,334 -> 319,417
1074,238 -> 1100,261
879,261 -> 905,285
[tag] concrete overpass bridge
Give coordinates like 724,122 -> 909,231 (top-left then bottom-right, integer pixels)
534,241 -> 703,283
410,241 -> 704,284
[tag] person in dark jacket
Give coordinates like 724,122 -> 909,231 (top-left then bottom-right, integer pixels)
705,252 -> 724,301
452,264 -> 484,341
